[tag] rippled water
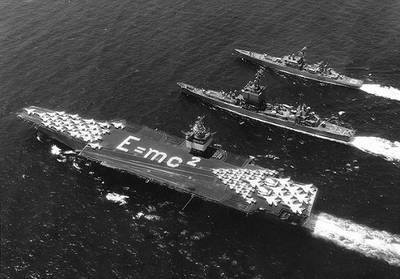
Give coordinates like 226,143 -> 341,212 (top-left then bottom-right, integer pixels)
1,0 -> 400,278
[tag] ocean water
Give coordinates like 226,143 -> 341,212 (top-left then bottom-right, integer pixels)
1,0 -> 400,278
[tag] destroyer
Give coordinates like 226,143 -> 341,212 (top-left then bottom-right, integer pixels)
18,106 -> 317,225
235,47 -> 363,89
178,68 -> 355,144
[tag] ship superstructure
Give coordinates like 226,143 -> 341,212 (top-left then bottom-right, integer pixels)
18,106 -> 318,225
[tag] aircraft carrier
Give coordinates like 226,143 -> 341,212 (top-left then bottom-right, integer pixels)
18,106 -> 318,225
234,47 -> 364,89
178,69 -> 355,144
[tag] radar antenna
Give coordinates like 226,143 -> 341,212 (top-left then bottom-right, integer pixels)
183,116 -> 215,154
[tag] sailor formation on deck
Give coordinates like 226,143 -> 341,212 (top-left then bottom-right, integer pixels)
212,168 -> 317,214
24,108 -> 126,149
20,107 -> 318,219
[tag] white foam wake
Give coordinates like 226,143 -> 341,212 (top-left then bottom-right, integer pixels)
351,136 -> 400,162
360,84 -> 400,101
304,213 -> 400,267
50,145 -> 62,155
106,193 -> 129,205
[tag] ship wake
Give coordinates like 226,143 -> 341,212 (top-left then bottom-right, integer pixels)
360,84 -> 400,101
106,192 -> 129,205
304,212 -> 400,267
350,136 -> 400,162
50,145 -> 62,155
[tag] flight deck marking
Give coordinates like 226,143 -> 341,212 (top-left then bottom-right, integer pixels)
144,148 -> 168,163
115,135 -> 201,168
167,156 -> 183,168
116,135 -> 141,152
134,147 -> 146,154
187,156 -> 201,167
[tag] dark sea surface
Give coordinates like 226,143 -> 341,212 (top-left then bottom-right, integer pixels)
1,0 -> 400,278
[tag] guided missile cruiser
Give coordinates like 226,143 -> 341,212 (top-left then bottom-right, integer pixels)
18,106 -> 318,225
178,68 -> 355,144
235,47 -> 364,89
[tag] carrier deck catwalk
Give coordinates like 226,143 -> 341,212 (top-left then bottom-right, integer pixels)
18,106 -> 317,225
235,48 -> 363,89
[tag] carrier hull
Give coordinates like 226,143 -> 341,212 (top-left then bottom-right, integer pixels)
18,106 -> 318,226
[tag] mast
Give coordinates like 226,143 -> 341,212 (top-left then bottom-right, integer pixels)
240,67 -> 266,108
183,116 -> 215,155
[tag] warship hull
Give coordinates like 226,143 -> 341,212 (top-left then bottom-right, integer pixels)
234,49 -> 363,89
179,83 -> 354,144
18,106 -> 318,226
